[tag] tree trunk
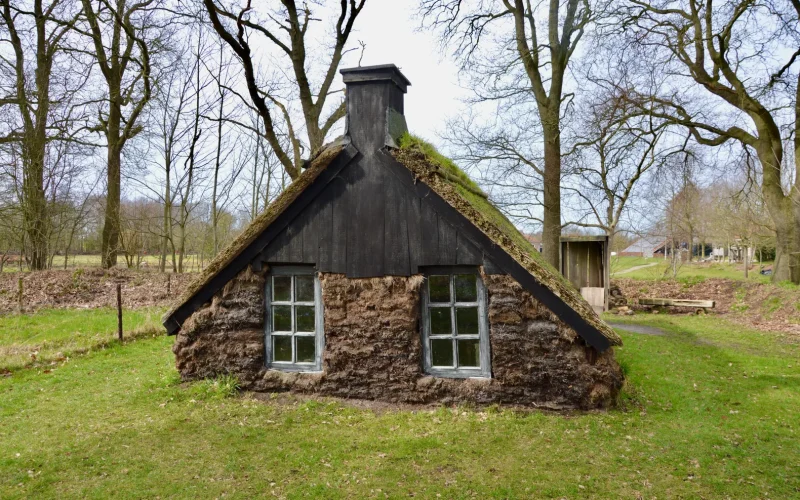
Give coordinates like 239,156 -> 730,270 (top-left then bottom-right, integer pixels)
22,144 -> 48,270
101,87 -> 122,270
541,124 -> 561,269
160,155 -> 171,273
101,141 -> 122,269
756,141 -> 799,283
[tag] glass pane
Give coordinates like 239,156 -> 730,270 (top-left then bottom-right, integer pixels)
295,305 -> 315,332
431,339 -> 454,367
429,307 -> 452,335
272,305 -> 292,332
454,274 -> 477,302
457,339 -> 481,368
295,275 -> 314,302
273,276 -> 291,301
456,307 -> 479,335
295,336 -> 316,363
273,335 -> 292,362
428,275 -> 450,303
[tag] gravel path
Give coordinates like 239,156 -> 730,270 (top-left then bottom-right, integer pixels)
611,262 -> 658,275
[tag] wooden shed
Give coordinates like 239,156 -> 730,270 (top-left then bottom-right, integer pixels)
560,236 -> 609,314
162,64 -> 623,409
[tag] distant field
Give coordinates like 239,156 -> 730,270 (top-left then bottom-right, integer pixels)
3,254 -> 205,273
611,256 -> 772,283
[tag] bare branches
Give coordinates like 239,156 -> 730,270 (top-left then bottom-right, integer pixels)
620,0 -> 800,282
201,0 -> 364,180
422,0 -> 596,266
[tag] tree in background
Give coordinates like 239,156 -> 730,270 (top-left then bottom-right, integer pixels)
201,0 -> 365,180
0,0 -> 85,269
618,0 -> 800,283
564,87 -> 680,250
421,0 -> 595,268
81,0 -> 157,269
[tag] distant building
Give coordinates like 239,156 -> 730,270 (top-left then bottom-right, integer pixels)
620,237 -> 667,258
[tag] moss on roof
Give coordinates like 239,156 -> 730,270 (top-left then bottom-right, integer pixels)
162,143 -> 344,326
392,135 -> 621,347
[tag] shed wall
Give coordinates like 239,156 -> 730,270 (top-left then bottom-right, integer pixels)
173,266 -> 623,409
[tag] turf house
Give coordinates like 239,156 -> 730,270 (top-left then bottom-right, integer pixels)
163,64 -> 623,409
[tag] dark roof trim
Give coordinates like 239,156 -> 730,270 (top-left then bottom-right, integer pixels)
163,144 -> 360,335
378,150 -> 612,352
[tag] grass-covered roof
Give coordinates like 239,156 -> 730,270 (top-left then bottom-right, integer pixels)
393,134 -> 621,346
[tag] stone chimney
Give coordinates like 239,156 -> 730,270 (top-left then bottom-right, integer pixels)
340,64 -> 411,152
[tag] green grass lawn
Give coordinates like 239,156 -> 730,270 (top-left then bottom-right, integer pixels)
612,256 -> 773,283
1,312 -> 799,498
0,308 -> 163,371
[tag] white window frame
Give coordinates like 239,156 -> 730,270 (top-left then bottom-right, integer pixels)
421,267 -> 491,378
264,266 -> 324,372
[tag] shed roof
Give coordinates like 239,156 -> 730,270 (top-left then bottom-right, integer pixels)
162,135 -> 621,349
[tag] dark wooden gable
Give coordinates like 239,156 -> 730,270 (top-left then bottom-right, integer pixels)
258,149 -> 487,277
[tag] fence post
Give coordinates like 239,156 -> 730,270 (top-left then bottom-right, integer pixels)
17,276 -> 23,313
116,283 -> 123,342
166,273 -> 171,296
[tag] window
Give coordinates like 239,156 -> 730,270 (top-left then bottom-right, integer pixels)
265,267 -> 323,371
421,270 -> 490,378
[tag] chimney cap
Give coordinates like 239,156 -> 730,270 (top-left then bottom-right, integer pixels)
340,64 -> 411,93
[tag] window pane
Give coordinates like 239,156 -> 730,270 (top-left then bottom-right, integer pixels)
456,307 -> 479,335
273,276 -> 291,301
295,306 -> 315,332
431,339 -> 454,367
429,307 -> 452,335
295,336 -> 315,363
457,339 -> 480,368
272,305 -> 292,332
454,274 -> 477,302
273,335 -> 292,362
428,275 -> 450,303
295,275 -> 314,302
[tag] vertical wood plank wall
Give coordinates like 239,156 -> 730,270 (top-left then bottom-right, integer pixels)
258,153 -> 491,276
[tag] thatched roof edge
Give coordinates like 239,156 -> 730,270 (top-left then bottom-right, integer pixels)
162,143 -> 347,331
391,137 -> 621,347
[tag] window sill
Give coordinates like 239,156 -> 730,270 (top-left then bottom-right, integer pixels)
425,368 -> 491,379
267,364 -> 323,374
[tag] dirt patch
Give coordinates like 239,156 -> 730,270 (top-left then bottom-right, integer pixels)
0,269 -> 192,313
613,278 -> 800,337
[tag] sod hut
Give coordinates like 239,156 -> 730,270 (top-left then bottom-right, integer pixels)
163,64 -> 623,409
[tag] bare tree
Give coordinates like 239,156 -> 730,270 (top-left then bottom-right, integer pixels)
0,0 -> 85,269
80,0 -> 157,268
201,0 -> 365,179
618,0 -> 800,283
564,89 -> 680,250
421,0 -> 596,268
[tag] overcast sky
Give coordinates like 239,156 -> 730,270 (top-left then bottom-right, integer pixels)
343,0 -> 469,145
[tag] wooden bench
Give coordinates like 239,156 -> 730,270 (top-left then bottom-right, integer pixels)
638,298 -> 715,315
